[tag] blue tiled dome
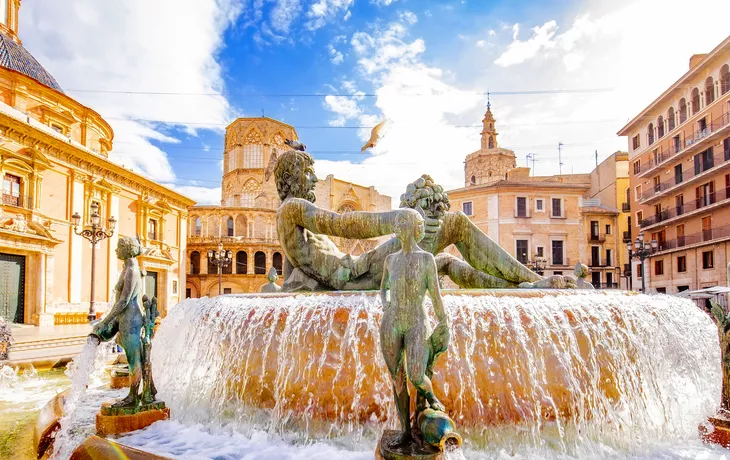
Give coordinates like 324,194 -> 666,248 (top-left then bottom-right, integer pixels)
0,33 -> 62,92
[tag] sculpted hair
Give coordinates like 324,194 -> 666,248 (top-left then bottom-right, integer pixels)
118,236 -> 142,259
274,149 -> 316,202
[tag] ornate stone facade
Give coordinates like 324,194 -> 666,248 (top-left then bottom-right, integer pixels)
0,0 -> 195,325
464,104 -> 517,187
185,117 -> 391,296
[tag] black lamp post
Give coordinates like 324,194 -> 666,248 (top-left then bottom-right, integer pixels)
71,202 -> 116,322
529,255 -> 547,275
208,241 -> 232,296
629,234 -> 657,292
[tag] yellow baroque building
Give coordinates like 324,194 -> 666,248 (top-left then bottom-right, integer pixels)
186,117 -> 391,297
0,1 -> 195,325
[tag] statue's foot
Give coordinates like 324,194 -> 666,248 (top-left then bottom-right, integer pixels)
111,394 -> 139,409
427,395 -> 445,412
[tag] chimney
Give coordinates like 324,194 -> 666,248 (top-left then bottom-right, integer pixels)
689,54 -> 707,70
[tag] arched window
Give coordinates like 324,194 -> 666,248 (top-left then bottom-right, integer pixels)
190,251 -> 200,274
254,251 -> 266,274
667,107 -> 675,131
222,257 -> 233,274
488,136 -> 494,149
488,170 -> 493,177
236,251 -> 247,274
691,87 -> 700,114
241,179 -> 261,208
679,98 -> 687,123
470,175 -> 476,185
657,116 -> 664,138
194,217 -> 201,236
647,123 -> 654,145
273,252 -> 283,275
208,257 -> 217,275
705,76 -> 715,105
227,216 -> 234,236
721,64 -> 730,95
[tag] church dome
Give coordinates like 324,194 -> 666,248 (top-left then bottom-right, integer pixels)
0,32 -> 62,92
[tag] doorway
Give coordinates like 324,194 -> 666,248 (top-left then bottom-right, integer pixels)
144,271 -> 158,301
591,271 -> 601,289
0,253 -> 25,323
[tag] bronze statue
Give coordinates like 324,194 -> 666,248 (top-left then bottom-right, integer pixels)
91,236 -> 159,409
379,208 -> 460,454
260,267 -> 282,293
709,300 -> 730,411
274,149 -> 543,291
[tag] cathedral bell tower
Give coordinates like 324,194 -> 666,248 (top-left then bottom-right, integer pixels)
480,97 -> 498,151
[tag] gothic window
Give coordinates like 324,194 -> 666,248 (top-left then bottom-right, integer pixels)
243,144 -> 263,168
243,129 -> 264,168
691,87 -> 700,114
227,216 -> 234,236
240,179 -> 262,208
667,107 -> 675,131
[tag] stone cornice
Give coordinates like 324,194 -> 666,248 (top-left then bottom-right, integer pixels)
0,112 -> 196,210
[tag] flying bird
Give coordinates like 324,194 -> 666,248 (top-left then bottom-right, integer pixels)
361,119 -> 390,153
285,139 -> 306,151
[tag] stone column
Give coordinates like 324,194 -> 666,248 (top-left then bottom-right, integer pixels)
69,174 -> 84,303
247,248 -> 254,275
107,194 -> 120,309
201,252 -> 209,275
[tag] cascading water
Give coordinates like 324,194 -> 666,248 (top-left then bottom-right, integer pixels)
151,290 -> 721,457
50,337 -> 118,459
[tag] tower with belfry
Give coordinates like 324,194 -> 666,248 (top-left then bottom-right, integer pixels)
464,96 -> 517,187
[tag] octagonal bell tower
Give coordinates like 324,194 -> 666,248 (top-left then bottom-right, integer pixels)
464,101 -> 516,187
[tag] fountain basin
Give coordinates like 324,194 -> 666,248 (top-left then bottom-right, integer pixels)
152,290 -> 720,440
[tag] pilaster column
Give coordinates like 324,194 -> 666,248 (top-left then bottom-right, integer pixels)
69,174 -> 84,303
37,252 -> 46,314
201,252 -> 209,275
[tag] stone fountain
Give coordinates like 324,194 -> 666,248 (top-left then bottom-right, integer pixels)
37,146 -> 727,459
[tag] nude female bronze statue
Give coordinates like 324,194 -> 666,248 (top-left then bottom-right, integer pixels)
273,148 -> 543,291
91,236 -> 159,409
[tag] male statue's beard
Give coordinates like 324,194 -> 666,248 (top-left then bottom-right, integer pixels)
289,183 -> 317,203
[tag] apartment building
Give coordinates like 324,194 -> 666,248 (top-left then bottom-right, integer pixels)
619,36 -> 730,293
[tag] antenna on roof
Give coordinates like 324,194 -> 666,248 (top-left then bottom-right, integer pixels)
558,142 -> 564,175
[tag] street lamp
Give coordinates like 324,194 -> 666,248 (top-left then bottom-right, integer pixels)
207,241 -> 232,296
528,255 -> 547,275
629,234 -> 657,292
72,202 -> 117,322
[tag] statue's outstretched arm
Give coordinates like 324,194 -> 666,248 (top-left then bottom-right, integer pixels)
293,198 -> 402,239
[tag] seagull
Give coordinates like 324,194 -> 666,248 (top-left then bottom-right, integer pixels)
285,139 -> 306,151
361,119 -> 390,153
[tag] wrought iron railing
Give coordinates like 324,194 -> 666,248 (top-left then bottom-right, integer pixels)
1,194 -> 33,209
640,186 -> 730,228
621,202 -> 630,212
588,233 -> 607,242
654,223 -> 730,252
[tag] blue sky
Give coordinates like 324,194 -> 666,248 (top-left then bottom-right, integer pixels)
18,0 -> 730,205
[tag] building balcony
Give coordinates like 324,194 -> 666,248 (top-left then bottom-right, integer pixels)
639,147 -> 730,204
588,233 -> 607,243
622,231 -> 631,243
640,186 -> 730,229
637,111 -> 730,179
514,212 -> 531,218
651,222 -> 730,254
1,193 -> 33,210
622,202 -> 630,212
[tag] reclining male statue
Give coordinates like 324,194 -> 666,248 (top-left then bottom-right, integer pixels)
274,148 -> 555,291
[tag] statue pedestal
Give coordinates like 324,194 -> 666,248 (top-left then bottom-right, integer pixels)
376,430 -> 444,460
96,401 -> 170,436
700,412 -> 730,447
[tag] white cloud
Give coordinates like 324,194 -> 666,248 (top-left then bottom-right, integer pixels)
372,0 -> 398,6
165,184 -> 222,206
306,0 -> 354,30
476,40 -> 486,48
328,44 -> 344,64
270,0 -> 302,34
399,11 -> 417,25
20,0 -> 240,191
488,29 -> 496,36
495,21 -> 558,67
